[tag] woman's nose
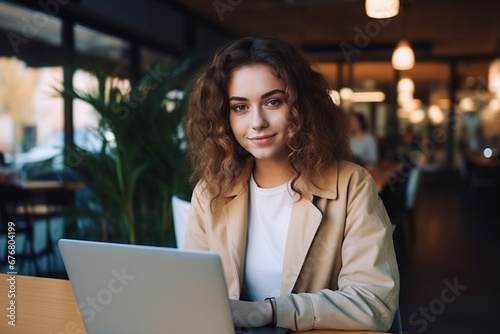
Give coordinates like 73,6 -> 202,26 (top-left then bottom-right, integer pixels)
251,108 -> 269,130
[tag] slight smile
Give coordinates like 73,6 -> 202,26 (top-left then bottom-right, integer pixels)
248,134 -> 277,146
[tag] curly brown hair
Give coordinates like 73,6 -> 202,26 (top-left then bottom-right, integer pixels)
185,36 -> 350,202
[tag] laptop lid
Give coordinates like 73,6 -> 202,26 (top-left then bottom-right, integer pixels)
59,239 -> 288,334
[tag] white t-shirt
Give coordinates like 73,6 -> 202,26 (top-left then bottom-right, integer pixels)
241,175 -> 293,301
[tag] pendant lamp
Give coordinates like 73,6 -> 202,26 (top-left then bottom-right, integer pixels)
397,77 -> 415,93
366,0 -> 399,19
392,40 -> 415,70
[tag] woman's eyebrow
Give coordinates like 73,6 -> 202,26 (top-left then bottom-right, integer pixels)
228,96 -> 248,102
261,89 -> 285,99
229,89 -> 285,102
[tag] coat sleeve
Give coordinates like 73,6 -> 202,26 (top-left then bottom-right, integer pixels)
184,181 -> 210,251
275,168 -> 400,331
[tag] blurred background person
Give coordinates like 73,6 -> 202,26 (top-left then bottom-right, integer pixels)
348,112 -> 378,169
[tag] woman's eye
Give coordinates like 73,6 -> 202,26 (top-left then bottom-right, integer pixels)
266,99 -> 281,107
232,105 -> 247,112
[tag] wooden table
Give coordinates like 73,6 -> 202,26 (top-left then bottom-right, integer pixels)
0,274 -> 386,334
0,274 -> 84,334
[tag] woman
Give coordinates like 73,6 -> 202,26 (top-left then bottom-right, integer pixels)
184,37 -> 399,332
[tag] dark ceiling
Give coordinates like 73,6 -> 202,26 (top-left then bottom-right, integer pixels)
2,0 -> 499,92
174,0 -> 500,59
172,0 -> 500,91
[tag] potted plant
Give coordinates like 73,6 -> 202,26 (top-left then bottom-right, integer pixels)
59,58 -> 197,246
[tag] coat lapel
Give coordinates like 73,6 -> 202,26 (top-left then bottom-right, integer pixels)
281,162 -> 340,294
221,162 -> 253,297
281,195 -> 323,294
224,188 -> 248,297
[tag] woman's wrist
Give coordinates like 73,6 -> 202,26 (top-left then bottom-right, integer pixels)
265,297 -> 277,326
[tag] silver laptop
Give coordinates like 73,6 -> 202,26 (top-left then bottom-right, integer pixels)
58,239 -> 288,334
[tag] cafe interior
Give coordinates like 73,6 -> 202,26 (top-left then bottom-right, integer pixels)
0,0 -> 499,333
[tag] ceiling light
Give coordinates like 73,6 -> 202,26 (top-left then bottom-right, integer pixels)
428,105 -> 445,124
339,88 -> 385,103
339,87 -> 354,101
397,78 -> 415,93
392,40 -> 415,70
409,109 -> 425,123
351,91 -> 386,103
458,97 -> 478,112
365,0 -> 399,19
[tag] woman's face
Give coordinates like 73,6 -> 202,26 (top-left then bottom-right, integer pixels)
349,115 -> 361,133
228,64 -> 290,165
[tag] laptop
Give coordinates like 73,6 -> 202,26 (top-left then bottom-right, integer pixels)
58,239 -> 288,334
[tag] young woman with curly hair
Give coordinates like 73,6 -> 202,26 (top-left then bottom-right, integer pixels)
184,37 -> 399,332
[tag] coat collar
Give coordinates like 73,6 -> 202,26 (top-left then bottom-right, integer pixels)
223,160 -> 340,201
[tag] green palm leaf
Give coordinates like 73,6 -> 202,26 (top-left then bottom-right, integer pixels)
61,58 -> 199,245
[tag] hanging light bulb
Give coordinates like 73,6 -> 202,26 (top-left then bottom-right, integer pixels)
409,109 -> 425,124
428,105 -> 445,125
392,40 -> 415,70
365,0 -> 400,19
397,78 -> 415,93
339,87 -> 354,101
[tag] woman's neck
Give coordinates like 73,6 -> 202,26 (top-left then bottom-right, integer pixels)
253,159 -> 294,188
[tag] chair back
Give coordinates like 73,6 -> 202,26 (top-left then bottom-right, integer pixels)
0,182 -> 31,203
0,183 -> 31,232
171,195 -> 191,249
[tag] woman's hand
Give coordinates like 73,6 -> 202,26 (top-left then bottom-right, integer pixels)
229,299 -> 273,328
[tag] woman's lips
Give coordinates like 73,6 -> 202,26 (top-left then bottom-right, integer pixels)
248,134 -> 276,146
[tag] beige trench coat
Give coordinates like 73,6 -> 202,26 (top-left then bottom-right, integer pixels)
185,160 -> 399,331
